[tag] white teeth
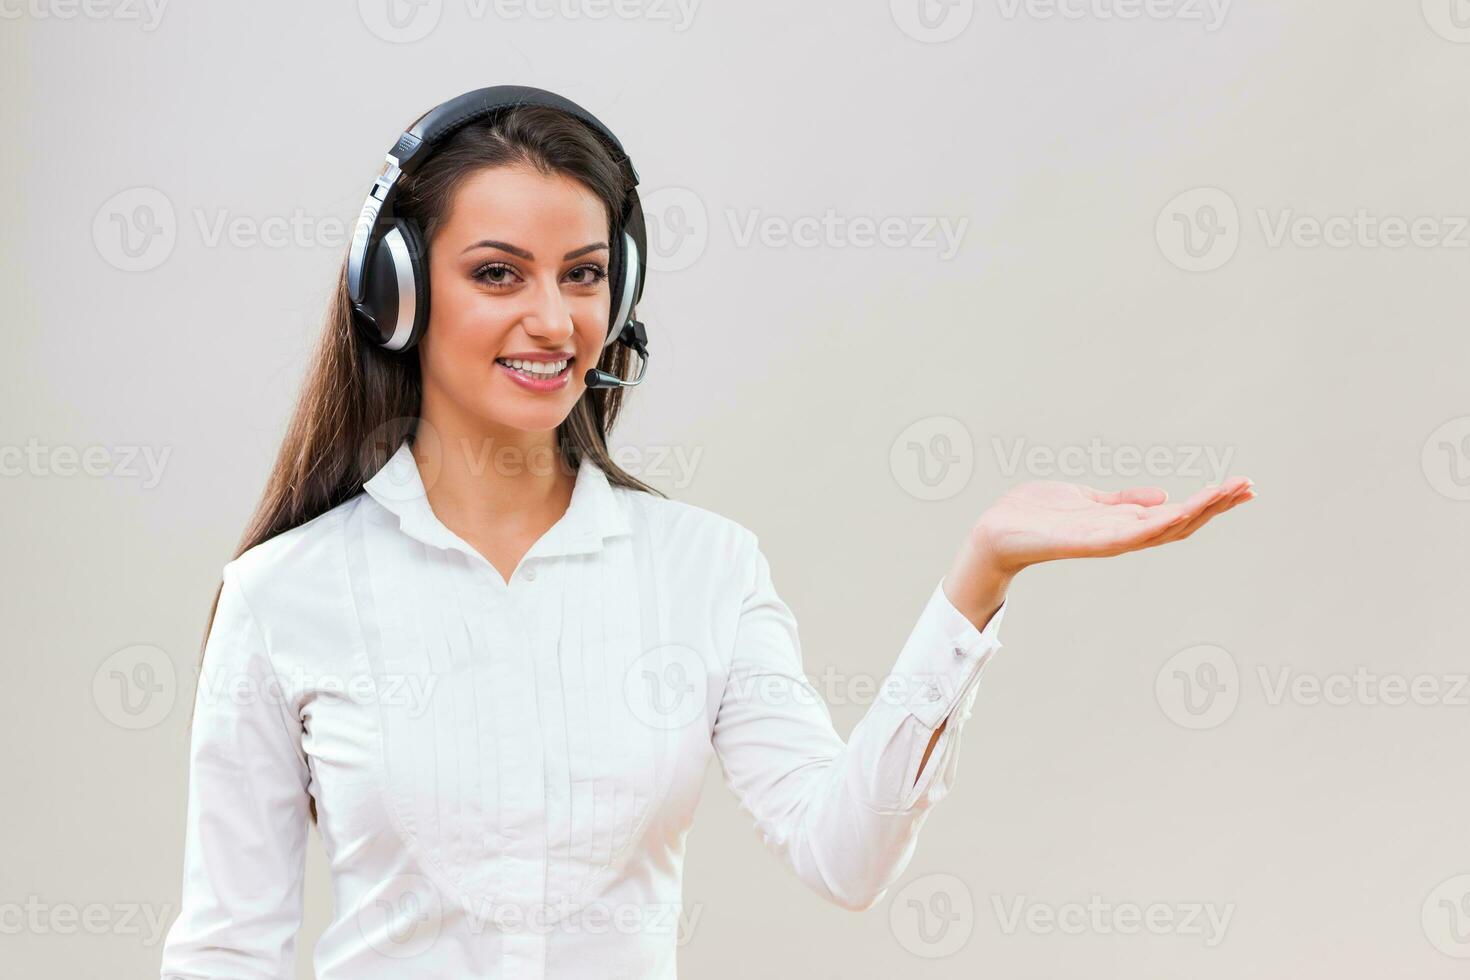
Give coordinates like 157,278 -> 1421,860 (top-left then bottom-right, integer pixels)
499,358 -> 568,377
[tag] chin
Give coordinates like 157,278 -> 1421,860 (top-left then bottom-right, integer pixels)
479,399 -> 574,438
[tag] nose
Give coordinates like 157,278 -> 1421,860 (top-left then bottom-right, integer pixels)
517,272 -> 575,344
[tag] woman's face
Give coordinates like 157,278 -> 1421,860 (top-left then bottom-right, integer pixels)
418,163 -> 612,447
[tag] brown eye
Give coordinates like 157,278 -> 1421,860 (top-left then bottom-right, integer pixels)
473,263 -> 520,288
567,263 -> 608,286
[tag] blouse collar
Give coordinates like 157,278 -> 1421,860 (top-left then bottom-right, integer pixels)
361,439 -> 633,562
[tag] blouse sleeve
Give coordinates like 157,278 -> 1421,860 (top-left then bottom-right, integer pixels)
710,533 -> 1007,912
159,562 -> 312,979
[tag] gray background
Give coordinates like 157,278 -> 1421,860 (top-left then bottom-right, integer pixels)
3,0 -> 1469,975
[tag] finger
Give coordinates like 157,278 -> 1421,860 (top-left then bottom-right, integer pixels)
1162,477 -> 1252,518
1165,490 -> 1250,544
1122,485 -> 1240,546
1213,476 -> 1254,498
1083,480 -> 1254,555
1124,481 -> 1232,528
1139,482 -> 1253,548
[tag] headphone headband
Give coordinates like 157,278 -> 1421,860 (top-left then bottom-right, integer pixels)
396,85 -> 639,186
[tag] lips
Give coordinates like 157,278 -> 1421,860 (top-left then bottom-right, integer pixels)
495,357 -> 573,391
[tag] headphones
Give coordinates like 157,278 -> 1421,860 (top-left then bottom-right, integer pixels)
347,85 -> 649,389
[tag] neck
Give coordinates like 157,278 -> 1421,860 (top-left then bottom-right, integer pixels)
412,396 -> 578,540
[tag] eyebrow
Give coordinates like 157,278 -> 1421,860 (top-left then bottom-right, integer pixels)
461,240 -> 609,260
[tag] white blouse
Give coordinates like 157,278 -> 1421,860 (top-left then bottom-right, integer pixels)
159,440 -> 1008,979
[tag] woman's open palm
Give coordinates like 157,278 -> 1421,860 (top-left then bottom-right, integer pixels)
973,476 -> 1256,573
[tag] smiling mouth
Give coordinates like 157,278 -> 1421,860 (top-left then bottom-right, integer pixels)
493,357 -> 576,390
494,357 -> 572,380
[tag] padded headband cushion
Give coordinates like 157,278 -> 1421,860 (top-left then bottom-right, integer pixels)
401,85 -> 636,184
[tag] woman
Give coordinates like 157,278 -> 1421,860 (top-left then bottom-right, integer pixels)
159,86 -> 1254,979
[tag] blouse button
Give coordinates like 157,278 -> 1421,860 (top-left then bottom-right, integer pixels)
523,567 -> 537,582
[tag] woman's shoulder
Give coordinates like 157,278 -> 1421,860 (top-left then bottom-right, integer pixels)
610,483 -> 761,568
223,493 -> 366,604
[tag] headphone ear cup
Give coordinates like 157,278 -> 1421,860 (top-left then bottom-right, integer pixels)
604,223 -> 627,349
604,197 -> 646,349
621,193 -> 647,310
396,219 -> 431,350
362,218 -> 431,352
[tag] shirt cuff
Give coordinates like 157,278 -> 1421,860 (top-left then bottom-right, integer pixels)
890,576 -> 1007,730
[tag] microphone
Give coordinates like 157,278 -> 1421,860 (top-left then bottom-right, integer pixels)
585,319 -> 650,389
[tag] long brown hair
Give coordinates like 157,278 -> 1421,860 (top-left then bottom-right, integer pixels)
190,104 -> 665,756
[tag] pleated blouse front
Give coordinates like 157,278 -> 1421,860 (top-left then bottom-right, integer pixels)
159,440 -> 1008,979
